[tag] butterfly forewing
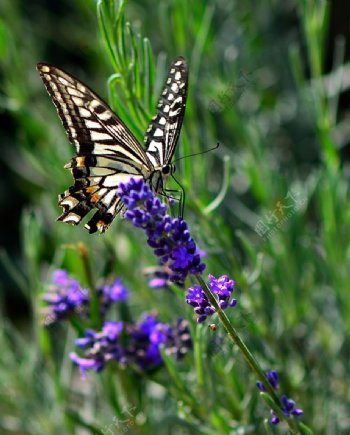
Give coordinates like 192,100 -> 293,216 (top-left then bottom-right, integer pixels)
144,57 -> 188,168
37,63 -> 152,233
37,57 -> 188,233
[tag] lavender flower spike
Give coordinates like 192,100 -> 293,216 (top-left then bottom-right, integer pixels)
186,274 -> 237,323
70,321 -> 125,376
256,370 -> 279,392
256,370 -> 304,425
70,315 -> 192,375
117,178 -> 205,285
43,269 -> 88,325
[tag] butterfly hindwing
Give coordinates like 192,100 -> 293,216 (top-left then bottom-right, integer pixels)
144,57 -> 188,167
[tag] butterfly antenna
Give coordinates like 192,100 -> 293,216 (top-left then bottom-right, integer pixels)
173,142 -> 220,164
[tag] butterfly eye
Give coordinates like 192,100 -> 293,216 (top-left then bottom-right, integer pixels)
162,165 -> 171,175
162,164 -> 176,175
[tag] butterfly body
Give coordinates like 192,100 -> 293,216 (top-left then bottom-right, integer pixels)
37,57 -> 188,233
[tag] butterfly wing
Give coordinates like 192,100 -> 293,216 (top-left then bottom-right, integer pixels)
37,63 -> 153,233
144,57 -> 188,169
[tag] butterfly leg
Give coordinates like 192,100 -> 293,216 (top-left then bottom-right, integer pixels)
157,188 -> 181,217
160,183 -> 185,218
170,174 -> 185,218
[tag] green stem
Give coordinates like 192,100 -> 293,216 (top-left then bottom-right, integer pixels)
103,366 -> 123,418
195,274 -> 300,435
194,324 -> 205,389
78,243 -> 101,329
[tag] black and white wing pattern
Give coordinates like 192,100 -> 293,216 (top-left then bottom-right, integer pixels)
37,57 -> 188,234
37,63 -> 153,233
144,57 -> 188,171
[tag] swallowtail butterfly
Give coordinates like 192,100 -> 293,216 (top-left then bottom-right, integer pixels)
37,57 -> 188,233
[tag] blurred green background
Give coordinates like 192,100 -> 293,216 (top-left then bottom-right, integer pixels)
1,0 -> 350,433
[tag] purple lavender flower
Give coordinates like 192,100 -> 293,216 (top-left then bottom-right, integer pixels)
43,269 -> 89,325
99,278 -> 129,315
256,370 -> 303,425
165,318 -> 192,359
127,314 -> 192,370
186,285 -> 215,323
281,395 -> 304,418
149,274 -> 170,289
270,410 -> 280,425
269,397 -> 304,425
70,315 -> 192,375
144,266 -> 171,289
186,274 -> 237,323
70,321 -> 125,375
117,178 -> 205,285
256,370 -> 279,392
127,314 -> 174,370
43,271 -> 130,325
53,269 -> 70,285
102,279 -> 129,302
208,274 -> 237,309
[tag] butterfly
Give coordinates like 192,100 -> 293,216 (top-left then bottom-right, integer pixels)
37,57 -> 188,233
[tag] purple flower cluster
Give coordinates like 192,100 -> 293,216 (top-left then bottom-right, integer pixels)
276,395 -> 304,423
42,269 -> 89,325
70,321 -> 125,375
166,318 -> 193,359
43,271 -> 129,325
186,274 -> 237,323
100,278 -> 129,314
144,265 -> 172,289
70,314 -> 192,375
102,279 -> 129,302
127,314 -> 174,370
256,370 -> 303,425
148,272 -> 170,289
117,178 -> 206,285
256,370 -> 279,391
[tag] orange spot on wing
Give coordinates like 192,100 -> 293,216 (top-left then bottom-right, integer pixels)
76,157 -> 85,167
86,186 -> 98,194
90,193 -> 100,203
97,220 -> 108,232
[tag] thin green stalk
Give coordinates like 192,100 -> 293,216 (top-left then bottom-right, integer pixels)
296,0 -> 338,169
102,366 -> 123,418
195,274 -> 301,434
97,1 -> 119,71
44,353 -> 74,433
194,324 -> 205,389
78,243 -> 101,329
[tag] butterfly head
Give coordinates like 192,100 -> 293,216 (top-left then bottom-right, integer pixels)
161,163 -> 176,176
